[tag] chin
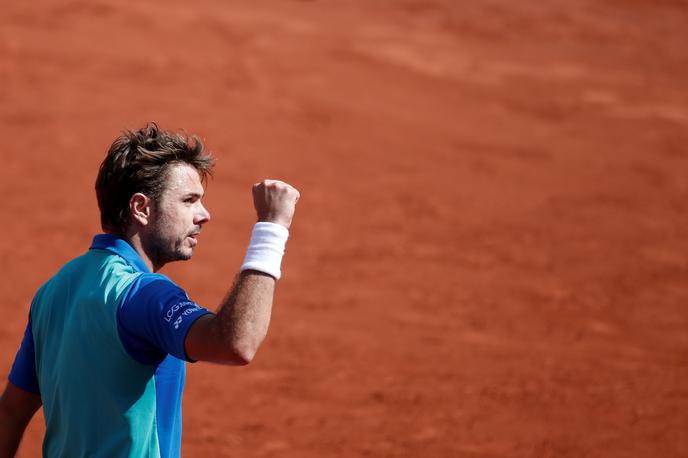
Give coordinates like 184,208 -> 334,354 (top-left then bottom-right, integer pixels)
176,249 -> 194,261
162,246 -> 194,264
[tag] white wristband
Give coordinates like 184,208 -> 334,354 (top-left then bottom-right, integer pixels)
240,222 -> 290,280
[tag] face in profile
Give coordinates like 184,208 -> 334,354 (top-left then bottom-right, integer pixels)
143,163 -> 211,270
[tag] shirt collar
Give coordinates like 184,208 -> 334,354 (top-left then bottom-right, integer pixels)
90,234 -> 151,273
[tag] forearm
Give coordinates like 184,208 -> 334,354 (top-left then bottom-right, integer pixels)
0,413 -> 24,458
212,270 -> 276,363
0,383 -> 41,458
184,179 -> 299,364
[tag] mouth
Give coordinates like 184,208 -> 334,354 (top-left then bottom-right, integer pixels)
187,231 -> 201,246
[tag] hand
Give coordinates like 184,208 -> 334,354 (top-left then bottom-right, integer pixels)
252,180 -> 300,229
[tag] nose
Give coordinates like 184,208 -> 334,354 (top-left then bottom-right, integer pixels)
196,202 -> 211,224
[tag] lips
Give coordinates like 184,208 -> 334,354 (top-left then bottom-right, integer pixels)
187,230 -> 201,246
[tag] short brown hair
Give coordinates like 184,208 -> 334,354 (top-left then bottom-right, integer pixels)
95,123 -> 215,234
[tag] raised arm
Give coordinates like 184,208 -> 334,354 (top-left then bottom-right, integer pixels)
0,382 -> 42,457
184,180 -> 299,365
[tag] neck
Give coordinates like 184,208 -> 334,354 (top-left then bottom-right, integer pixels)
110,230 -> 159,272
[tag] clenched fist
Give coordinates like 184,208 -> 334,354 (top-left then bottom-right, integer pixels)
252,180 -> 300,229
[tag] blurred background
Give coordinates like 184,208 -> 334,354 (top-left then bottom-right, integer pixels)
1,1 -> 687,456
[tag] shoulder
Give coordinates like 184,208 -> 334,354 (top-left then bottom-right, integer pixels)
125,273 -> 187,303
120,274 -> 194,321
30,251 -> 109,309
116,273 -> 210,363
41,250 -> 141,300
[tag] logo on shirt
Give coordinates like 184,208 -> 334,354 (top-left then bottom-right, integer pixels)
164,301 -> 201,331
173,316 -> 183,329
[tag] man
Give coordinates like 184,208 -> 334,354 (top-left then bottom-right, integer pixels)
0,123 -> 300,457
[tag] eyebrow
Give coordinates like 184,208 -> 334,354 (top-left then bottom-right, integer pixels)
184,192 -> 204,199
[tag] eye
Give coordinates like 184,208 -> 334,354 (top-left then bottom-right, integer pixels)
184,193 -> 204,205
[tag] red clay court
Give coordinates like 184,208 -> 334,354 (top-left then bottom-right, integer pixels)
1,1 -> 687,456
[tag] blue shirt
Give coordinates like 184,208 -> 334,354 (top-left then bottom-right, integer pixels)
8,234 -> 212,457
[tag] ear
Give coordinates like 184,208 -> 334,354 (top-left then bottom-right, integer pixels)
130,193 -> 152,226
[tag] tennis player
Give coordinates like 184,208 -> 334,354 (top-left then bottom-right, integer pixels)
0,123 -> 299,457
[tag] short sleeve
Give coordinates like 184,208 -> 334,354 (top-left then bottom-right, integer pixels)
8,316 -> 40,394
117,274 -> 212,365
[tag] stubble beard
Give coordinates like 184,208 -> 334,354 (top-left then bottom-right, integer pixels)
146,228 -> 194,270
144,201 -> 197,269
